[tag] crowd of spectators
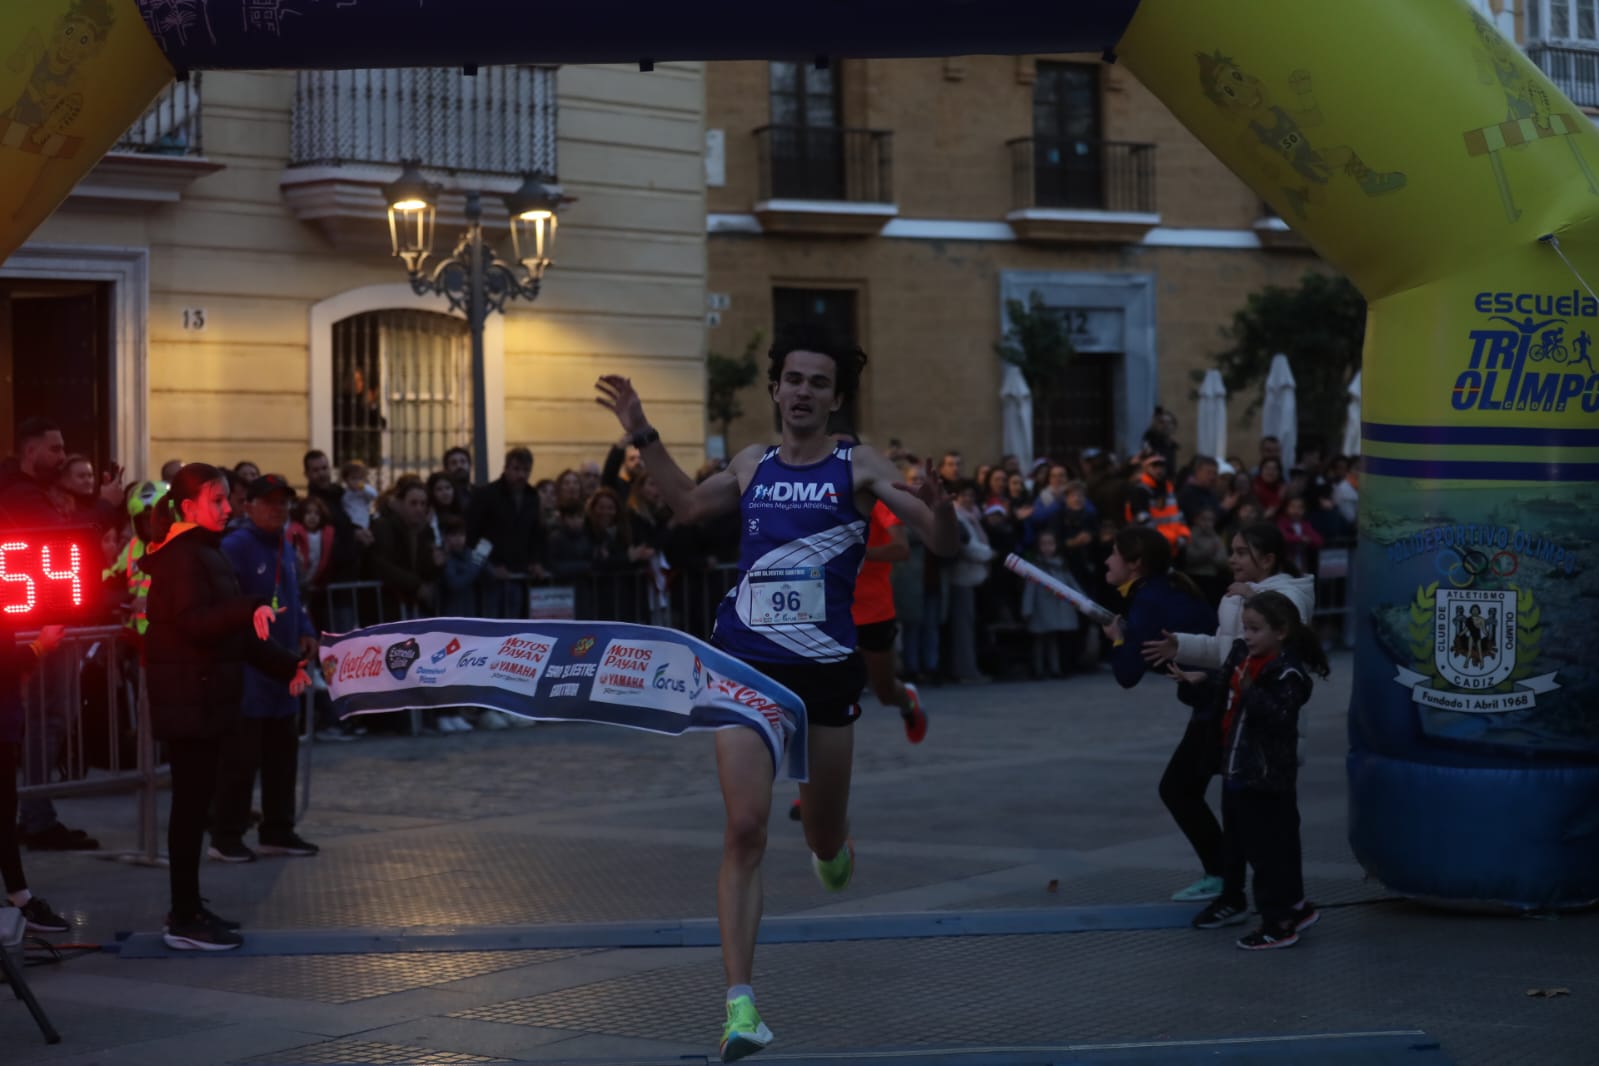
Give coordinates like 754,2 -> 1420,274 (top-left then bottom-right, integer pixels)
279,442 -> 741,639
0,405 -> 1360,746
878,410 -> 1360,684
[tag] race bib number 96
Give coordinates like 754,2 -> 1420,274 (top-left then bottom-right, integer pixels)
744,567 -> 827,627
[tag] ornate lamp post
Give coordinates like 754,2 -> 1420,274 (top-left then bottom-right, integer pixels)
383,162 -> 564,485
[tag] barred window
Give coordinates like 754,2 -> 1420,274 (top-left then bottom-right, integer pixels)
331,310 -> 472,486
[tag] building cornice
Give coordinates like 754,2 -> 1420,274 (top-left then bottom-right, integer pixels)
708,212 -> 1313,251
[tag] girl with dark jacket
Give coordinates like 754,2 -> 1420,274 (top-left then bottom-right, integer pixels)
142,464 -> 308,951
1098,526 -> 1224,903
1,623 -> 71,934
1170,590 -> 1329,949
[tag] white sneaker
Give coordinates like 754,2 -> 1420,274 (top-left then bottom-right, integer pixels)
451,715 -> 475,732
434,716 -> 459,733
478,710 -> 511,730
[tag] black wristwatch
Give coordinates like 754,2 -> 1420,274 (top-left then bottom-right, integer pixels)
629,426 -> 660,449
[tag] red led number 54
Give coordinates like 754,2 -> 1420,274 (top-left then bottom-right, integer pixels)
0,539 -> 85,614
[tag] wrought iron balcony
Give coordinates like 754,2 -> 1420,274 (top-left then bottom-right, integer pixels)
282,66 -> 558,248
750,125 -> 895,236
753,125 -> 893,203
1004,137 -> 1157,244
1007,137 -> 1156,213
1526,44 -> 1599,109
113,76 -> 204,155
70,75 -> 219,206
289,66 -> 558,178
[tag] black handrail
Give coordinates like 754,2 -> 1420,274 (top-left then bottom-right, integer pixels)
753,125 -> 894,202
1006,137 -> 1156,213
114,76 -> 204,156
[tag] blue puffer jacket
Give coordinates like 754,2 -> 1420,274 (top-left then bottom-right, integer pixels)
1109,571 -> 1217,690
221,520 -> 314,718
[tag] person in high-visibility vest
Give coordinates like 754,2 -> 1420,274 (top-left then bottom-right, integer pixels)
102,480 -> 167,640
1124,453 -> 1191,553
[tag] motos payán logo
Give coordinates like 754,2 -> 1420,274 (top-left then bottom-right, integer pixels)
1454,290 -> 1599,413
751,481 -> 838,505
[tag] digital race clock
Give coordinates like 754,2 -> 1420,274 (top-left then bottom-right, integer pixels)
0,527 -> 103,626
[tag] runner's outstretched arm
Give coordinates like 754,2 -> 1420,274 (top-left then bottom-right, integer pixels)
852,445 -> 960,557
595,374 -> 746,525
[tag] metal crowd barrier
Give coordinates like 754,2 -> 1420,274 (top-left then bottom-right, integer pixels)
16,626 -> 166,865
15,626 -> 319,865
1311,538 -> 1358,649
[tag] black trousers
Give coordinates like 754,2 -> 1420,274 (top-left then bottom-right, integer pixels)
212,716 -> 299,844
1224,784 -> 1305,926
1158,716 -> 1228,878
167,737 -> 221,918
0,741 -> 27,894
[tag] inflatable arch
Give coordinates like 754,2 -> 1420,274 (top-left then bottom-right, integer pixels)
3,0 -> 1594,909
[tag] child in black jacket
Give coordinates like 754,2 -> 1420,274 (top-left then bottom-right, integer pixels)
1169,590 -> 1329,950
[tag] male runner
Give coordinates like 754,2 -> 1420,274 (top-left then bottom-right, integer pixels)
596,324 -> 957,1062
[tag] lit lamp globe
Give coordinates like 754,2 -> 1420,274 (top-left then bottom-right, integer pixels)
383,161 -> 440,273
505,174 -> 563,279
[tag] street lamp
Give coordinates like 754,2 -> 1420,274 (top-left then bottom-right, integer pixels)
382,161 -> 565,486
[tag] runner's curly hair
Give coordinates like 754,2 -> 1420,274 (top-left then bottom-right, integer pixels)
767,322 -> 868,407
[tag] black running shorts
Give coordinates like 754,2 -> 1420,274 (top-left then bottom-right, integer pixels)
739,652 -> 866,729
854,618 -> 898,654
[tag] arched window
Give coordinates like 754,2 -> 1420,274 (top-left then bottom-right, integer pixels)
331,309 -> 471,485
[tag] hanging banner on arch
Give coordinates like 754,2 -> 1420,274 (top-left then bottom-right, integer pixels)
319,618 -> 807,780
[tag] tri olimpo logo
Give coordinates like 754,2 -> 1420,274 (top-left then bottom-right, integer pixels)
1453,289 -> 1599,413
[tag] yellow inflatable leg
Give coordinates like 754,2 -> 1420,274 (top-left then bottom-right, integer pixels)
1119,0 -> 1599,910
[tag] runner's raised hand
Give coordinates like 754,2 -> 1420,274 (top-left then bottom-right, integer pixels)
893,458 -> 950,511
595,375 -> 649,435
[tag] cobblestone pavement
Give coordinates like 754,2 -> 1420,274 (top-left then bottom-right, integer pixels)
3,653 -> 1593,1065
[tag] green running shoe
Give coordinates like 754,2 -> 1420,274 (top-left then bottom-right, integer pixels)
719,995 -> 773,1062
1171,874 -> 1224,902
812,839 -> 854,892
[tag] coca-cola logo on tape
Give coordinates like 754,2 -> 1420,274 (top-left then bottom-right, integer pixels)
336,646 -> 383,683
706,676 -> 786,730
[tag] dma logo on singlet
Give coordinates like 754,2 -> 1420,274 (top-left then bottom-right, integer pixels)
751,481 -> 838,506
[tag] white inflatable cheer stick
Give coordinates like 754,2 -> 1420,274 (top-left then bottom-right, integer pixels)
1003,553 -> 1118,627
